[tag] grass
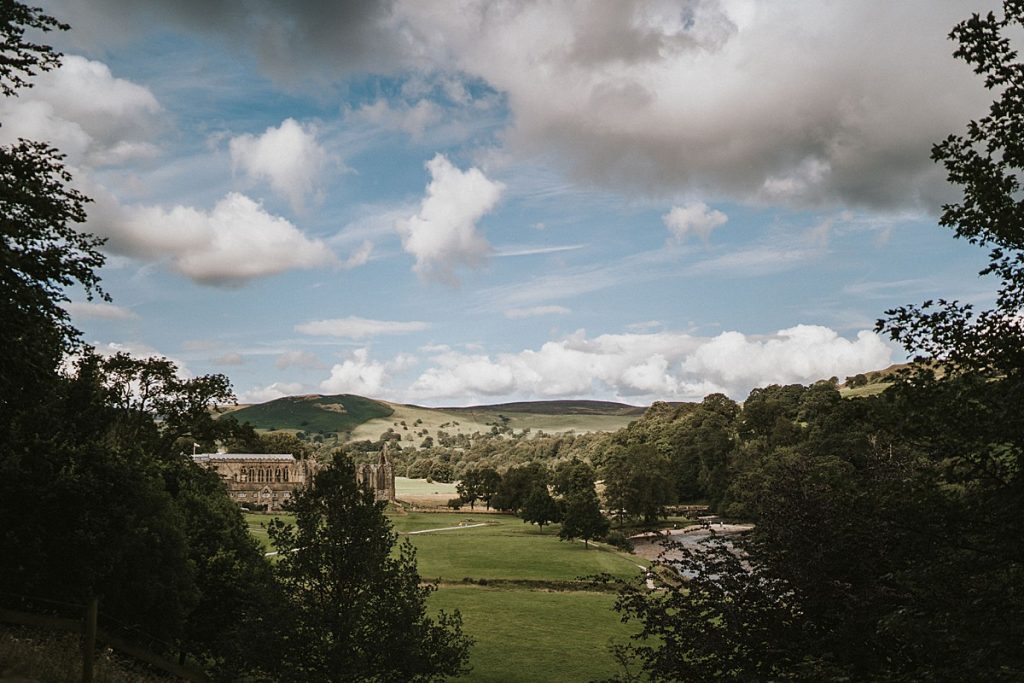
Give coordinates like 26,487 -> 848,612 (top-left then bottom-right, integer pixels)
395,476 -> 460,497
430,586 -> 633,683
245,508 -> 644,682
226,394 -> 393,434
395,512 -> 642,582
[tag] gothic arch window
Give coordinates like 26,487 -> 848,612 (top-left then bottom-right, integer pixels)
275,468 -> 281,483
283,468 -> 289,482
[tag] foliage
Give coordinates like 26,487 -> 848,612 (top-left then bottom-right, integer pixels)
456,466 -> 501,510
602,537 -> 809,683
559,489 -> 608,549
492,462 -> 548,512
520,486 -> 561,532
600,444 -> 674,525
0,0 -> 67,96
267,455 -> 472,682
551,457 -> 596,497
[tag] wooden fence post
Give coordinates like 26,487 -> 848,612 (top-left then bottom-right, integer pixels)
82,596 -> 98,683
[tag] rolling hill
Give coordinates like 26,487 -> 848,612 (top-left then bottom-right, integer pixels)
222,395 -> 645,440
225,394 -> 394,434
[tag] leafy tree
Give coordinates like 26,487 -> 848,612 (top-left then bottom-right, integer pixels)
600,444 -> 674,525
551,457 -> 596,497
602,537 -> 808,682
267,455 -> 472,682
492,462 -> 547,513
559,488 -> 608,549
520,486 -> 561,532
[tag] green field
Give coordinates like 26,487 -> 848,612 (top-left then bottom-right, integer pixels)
394,476 -> 460,497
245,508 -> 643,681
430,587 -> 631,683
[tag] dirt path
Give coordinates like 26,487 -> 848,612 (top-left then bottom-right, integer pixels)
405,523 -> 489,535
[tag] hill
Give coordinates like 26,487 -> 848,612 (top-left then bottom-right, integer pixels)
224,395 -> 646,441
226,394 -> 394,434
441,400 -> 646,416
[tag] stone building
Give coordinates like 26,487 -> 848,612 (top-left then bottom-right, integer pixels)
194,447 -> 396,509
355,444 -> 396,502
192,453 -> 317,511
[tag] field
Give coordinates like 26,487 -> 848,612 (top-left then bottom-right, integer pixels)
245,499 -> 645,682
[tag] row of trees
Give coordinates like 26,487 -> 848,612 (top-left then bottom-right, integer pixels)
452,460 -> 610,547
0,5 -> 470,681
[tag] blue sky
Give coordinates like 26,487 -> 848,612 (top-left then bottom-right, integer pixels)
11,1 -> 1001,405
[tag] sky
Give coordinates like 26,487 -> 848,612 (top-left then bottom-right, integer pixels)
11,0 -> 1004,406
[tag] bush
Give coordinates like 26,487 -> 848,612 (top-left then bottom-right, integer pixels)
603,530 -> 634,553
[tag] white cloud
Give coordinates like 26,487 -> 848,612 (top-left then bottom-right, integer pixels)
239,382 -> 304,404
663,202 -> 728,243
405,326 -> 892,404
229,118 -> 327,211
319,348 -> 389,396
275,350 -> 324,370
504,305 -> 571,319
213,352 -> 244,366
397,153 -> 504,283
64,301 -> 138,320
296,316 -> 429,339
343,240 -> 374,269
89,341 -> 192,378
89,191 -> 336,286
0,55 -> 161,165
392,0 -> 993,210
349,99 -> 443,138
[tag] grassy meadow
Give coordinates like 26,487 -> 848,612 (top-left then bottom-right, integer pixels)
245,485 -> 645,682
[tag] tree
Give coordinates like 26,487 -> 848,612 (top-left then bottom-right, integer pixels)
268,455 -> 472,682
600,444 -> 674,526
551,457 -> 596,497
492,462 -> 548,513
520,486 -> 560,533
602,537 -> 808,682
559,488 -> 608,549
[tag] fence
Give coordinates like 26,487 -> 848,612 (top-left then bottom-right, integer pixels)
0,593 -> 207,682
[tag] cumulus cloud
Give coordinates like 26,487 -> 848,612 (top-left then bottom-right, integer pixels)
504,306 -> 571,319
295,316 -> 429,339
663,202 -> 728,243
45,0 -> 402,82
0,55 -> 161,165
64,301 -> 138,320
47,2 -> 993,210
275,350 -> 324,370
392,0 -> 993,210
88,191 -> 336,286
319,349 -> 390,396
229,118 -> 327,211
407,326 -> 892,404
397,154 -> 503,283
239,382 -> 304,404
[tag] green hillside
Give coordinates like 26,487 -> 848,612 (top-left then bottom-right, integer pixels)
227,394 -> 394,434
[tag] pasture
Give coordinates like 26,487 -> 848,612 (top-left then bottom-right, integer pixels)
245,507 -> 644,682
